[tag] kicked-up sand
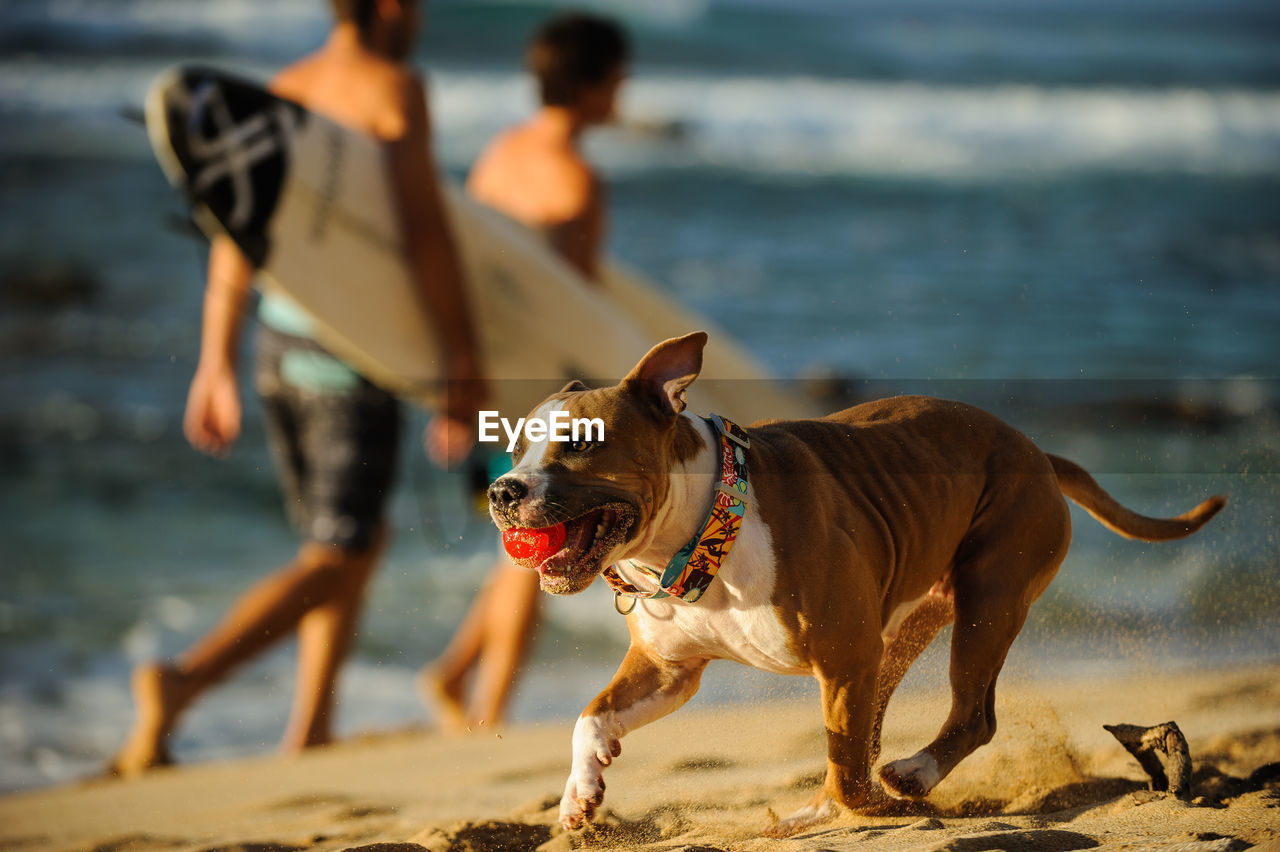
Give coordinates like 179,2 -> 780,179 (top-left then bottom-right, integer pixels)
1,662 -> 1277,852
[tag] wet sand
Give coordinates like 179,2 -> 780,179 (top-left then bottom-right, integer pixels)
2,661 -> 1278,851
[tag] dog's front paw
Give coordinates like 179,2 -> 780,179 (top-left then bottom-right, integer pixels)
763,792 -> 840,837
560,716 -> 622,831
559,769 -> 605,830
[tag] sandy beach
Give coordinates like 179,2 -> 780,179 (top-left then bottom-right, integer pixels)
2,660 -> 1277,852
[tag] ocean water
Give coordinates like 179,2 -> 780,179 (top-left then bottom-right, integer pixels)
1,0 -> 1278,792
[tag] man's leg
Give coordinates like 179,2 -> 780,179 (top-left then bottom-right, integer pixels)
276,362 -> 401,751
109,540 -> 375,775
283,531 -> 385,750
110,333 -> 402,774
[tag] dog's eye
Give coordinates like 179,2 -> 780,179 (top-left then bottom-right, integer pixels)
568,439 -> 591,452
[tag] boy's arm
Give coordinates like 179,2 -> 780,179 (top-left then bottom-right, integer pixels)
386,75 -> 487,435
184,234 -> 253,456
549,173 -> 604,283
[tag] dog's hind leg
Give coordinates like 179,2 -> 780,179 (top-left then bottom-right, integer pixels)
878,469 -> 1071,801
870,592 -> 955,767
878,505 -> 1069,800
878,586 -> 1022,799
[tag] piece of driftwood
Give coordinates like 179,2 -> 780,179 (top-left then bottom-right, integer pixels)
1103,721 -> 1192,801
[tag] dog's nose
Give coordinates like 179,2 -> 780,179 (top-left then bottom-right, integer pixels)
488,476 -> 529,511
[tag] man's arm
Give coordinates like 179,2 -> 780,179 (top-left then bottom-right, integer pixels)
184,234 -> 253,456
385,75 -> 487,433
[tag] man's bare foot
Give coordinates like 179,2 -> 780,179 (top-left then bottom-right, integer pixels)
416,664 -> 468,734
106,662 -> 192,777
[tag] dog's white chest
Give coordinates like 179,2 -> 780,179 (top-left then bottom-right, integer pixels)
626,514 -> 807,676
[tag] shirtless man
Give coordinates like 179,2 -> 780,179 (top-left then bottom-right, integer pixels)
111,0 -> 485,774
422,12 -> 629,732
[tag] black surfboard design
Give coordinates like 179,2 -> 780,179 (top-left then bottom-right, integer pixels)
153,68 -> 305,266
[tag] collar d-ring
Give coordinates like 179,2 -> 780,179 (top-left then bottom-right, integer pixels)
614,591 -> 637,615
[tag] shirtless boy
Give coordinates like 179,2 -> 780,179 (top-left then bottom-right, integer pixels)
467,12 -> 629,280
422,12 -> 630,732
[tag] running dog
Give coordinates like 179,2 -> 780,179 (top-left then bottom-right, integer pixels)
487,332 -> 1226,834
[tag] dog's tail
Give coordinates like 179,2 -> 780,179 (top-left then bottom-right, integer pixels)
1048,454 -> 1227,541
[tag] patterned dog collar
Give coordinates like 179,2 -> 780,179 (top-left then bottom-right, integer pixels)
602,414 -> 750,612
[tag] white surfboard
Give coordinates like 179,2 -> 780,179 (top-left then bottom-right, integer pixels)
145,67 -> 816,424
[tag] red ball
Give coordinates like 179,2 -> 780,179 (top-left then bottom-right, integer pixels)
502,524 -> 567,562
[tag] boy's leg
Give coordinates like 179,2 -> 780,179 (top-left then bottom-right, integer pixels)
419,453 -> 532,733
418,565 -> 494,734
466,558 -> 541,728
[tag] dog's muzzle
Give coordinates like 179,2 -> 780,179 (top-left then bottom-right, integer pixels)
488,475 -> 528,516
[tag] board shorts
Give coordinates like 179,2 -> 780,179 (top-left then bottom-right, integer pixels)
254,324 -> 402,553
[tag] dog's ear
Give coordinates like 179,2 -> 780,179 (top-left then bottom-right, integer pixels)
622,331 -> 708,418
559,379 -> 588,395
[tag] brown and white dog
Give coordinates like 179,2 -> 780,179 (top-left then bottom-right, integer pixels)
487,331 -> 1226,834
